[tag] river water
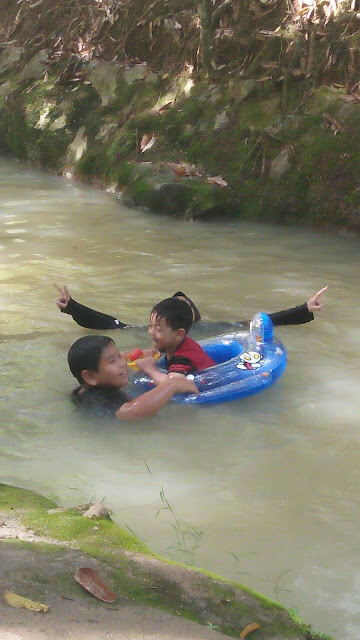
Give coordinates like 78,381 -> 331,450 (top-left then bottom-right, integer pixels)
1,157 -> 360,639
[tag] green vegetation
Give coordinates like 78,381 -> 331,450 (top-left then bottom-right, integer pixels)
0,1 -> 359,228
0,483 -> 334,639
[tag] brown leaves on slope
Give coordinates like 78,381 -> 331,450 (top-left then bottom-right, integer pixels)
75,568 -> 116,602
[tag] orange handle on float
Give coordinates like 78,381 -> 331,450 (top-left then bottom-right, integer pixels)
126,349 -> 160,369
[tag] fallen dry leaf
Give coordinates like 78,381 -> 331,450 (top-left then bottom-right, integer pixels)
339,94 -> 360,103
141,134 -> 156,152
211,59 -> 226,70
322,112 -> 345,135
239,622 -> 260,639
165,162 -> 191,175
164,162 -> 202,177
157,101 -> 172,114
75,568 -> 116,602
261,62 -> 279,70
4,591 -> 49,612
207,175 -> 228,188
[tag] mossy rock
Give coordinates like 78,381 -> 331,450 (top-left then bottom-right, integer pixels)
122,163 -> 234,220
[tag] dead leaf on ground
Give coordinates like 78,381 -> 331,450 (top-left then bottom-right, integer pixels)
75,567 -> 116,603
211,59 -> 226,70
207,175 -> 228,187
164,162 -> 203,177
239,622 -> 260,639
322,112 -> 345,134
140,133 -> 156,152
339,93 -> 360,103
157,101 -> 172,114
261,62 -> 279,70
3,591 -> 49,612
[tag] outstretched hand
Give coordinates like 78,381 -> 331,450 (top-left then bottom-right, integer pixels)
54,283 -> 71,310
307,286 -> 328,313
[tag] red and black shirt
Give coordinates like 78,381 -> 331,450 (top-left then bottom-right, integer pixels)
166,336 -> 215,375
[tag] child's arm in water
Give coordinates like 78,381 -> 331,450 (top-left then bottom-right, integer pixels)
116,376 -> 198,421
135,356 -> 170,386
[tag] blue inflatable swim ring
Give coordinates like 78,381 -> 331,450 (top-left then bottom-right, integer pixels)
132,312 -> 287,405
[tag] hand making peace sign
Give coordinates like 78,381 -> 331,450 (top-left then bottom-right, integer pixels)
54,283 -> 71,310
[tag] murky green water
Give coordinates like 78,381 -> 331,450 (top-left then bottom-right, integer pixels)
1,157 -> 360,639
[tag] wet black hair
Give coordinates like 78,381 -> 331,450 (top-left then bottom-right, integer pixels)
172,291 -> 201,323
151,297 -> 193,334
68,335 -> 115,384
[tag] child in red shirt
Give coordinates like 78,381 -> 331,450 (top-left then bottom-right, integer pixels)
136,297 -> 215,384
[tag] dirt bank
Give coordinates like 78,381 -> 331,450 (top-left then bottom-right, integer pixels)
0,483 -> 333,640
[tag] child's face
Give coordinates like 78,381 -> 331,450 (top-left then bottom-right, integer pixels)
89,343 -> 128,388
148,313 -> 182,353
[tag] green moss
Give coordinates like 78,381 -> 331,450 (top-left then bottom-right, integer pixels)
102,79 -> 137,114
0,41 -> 358,230
0,484 -> 334,640
237,93 -> 282,129
0,484 -> 56,512
111,161 -> 135,185
107,129 -> 137,163
36,129 -> 72,170
161,108 -> 186,145
76,148 -> 110,180
0,97 -> 30,158
66,85 -> 101,134
180,98 -> 208,125
128,110 -> 163,133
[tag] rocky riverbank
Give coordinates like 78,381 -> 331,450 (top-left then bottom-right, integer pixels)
0,483 -> 333,640
0,1 -> 359,229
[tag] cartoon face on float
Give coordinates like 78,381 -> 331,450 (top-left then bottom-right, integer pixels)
236,350 -> 263,370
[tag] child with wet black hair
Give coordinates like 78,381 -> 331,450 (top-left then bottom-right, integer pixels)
68,334 -> 198,420
134,297 -> 215,386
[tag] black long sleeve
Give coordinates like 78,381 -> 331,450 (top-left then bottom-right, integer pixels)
61,297 -> 313,331
269,303 -> 314,326
61,298 -> 131,330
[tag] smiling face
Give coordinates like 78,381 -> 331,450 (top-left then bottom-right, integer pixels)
148,312 -> 184,356
84,342 -> 129,388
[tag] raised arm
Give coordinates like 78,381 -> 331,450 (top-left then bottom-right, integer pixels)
268,286 -> 328,327
54,283 -> 131,330
116,376 -> 198,421
306,286 -> 328,313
